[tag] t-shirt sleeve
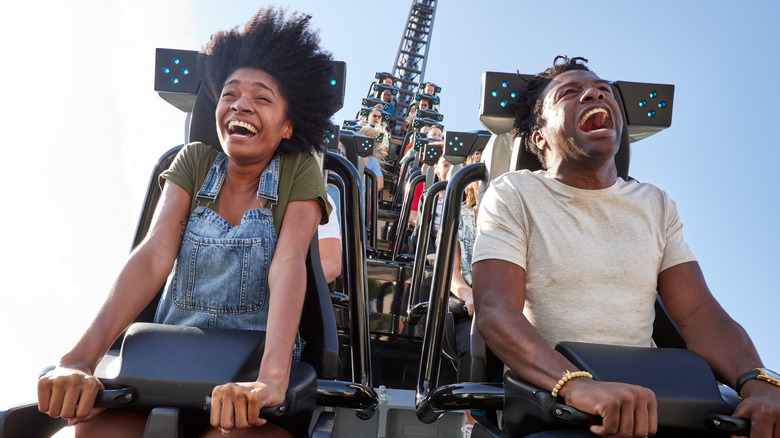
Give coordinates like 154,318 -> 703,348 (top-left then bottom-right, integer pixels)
160,142 -> 205,196
659,192 -> 697,272
410,183 -> 424,212
472,175 -> 528,269
366,156 -> 383,177
288,153 -> 331,225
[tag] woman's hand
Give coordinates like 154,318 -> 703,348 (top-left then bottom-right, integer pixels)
209,380 -> 286,435
37,364 -> 105,426
463,294 -> 474,317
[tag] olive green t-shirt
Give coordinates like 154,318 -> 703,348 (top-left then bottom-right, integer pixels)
161,142 -> 330,236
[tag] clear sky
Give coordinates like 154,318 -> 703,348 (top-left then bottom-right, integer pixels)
1,0 -> 778,408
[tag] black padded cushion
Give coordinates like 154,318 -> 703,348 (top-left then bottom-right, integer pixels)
188,85 -> 222,151
555,342 -> 734,429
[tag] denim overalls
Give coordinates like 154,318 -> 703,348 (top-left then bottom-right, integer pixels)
154,153 -> 303,360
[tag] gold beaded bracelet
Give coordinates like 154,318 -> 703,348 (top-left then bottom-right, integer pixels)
551,370 -> 593,398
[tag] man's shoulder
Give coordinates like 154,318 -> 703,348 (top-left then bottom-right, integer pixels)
491,169 -> 547,188
617,177 -> 670,200
487,169 -> 559,199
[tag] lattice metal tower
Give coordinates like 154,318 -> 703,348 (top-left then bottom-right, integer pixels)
391,0 -> 438,123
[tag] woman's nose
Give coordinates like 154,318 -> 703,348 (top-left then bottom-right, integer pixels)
231,96 -> 252,113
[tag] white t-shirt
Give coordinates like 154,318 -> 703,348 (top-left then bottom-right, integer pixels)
318,194 -> 341,241
473,170 -> 696,348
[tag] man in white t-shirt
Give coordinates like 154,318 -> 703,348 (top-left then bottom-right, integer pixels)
472,56 -> 780,438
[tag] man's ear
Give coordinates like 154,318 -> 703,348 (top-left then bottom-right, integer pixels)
532,130 -> 546,150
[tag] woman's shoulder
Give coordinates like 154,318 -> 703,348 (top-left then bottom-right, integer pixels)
180,142 -> 221,159
278,151 -> 318,172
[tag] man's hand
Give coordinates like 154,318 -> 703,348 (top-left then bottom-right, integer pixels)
560,378 -> 658,437
733,380 -> 780,438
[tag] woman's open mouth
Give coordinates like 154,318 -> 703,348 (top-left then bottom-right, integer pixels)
226,120 -> 258,138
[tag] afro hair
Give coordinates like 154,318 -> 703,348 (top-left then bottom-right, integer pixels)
199,8 -> 339,155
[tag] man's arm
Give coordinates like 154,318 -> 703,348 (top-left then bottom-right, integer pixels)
472,259 -> 657,437
658,261 -> 780,436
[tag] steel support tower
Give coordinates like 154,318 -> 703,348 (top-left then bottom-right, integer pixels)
390,0 -> 438,124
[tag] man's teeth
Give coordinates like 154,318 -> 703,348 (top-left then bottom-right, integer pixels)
579,108 -> 609,131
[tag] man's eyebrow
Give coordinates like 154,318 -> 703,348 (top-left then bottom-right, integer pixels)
223,79 -> 276,96
557,78 -> 611,89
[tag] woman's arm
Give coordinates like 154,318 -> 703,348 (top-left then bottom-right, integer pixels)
38,182 -> 190,424
210,199 -> 321,432
449,241 -> 473,316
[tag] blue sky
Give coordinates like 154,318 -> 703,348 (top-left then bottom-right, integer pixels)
1,0 -> 777,408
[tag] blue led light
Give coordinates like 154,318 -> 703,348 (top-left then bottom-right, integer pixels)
454,136 -> 459,141
454,146 -> 458,151
491,90 -> 499,97
658,101 -> 666,108
330,79 -> 337,86
182,68 -> 189,75
172,57 -> 180,64
448,141 -> 453,146
459,141 -> 464,147
647,110 -> 656,117
649,91 -> 658,98
162,67 -> 170,74
639,100 -> 647,107
501,80 -> 509,88
171,77 -> 179,84
500,100 -> 508,107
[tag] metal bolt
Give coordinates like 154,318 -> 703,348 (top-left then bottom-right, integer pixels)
555,408 -> 563,416
124,394 -> 133,400
279,405 -> 287,412
713,419 -> 721,426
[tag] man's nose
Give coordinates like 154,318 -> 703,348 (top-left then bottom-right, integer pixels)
580,86 -> 605,102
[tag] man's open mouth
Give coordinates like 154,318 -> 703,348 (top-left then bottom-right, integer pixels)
227,120 -> 258,138
578,108 -> 614,133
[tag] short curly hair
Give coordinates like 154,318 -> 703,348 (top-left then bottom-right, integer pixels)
198,8 -> 338,155
512,56 -> 592,167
